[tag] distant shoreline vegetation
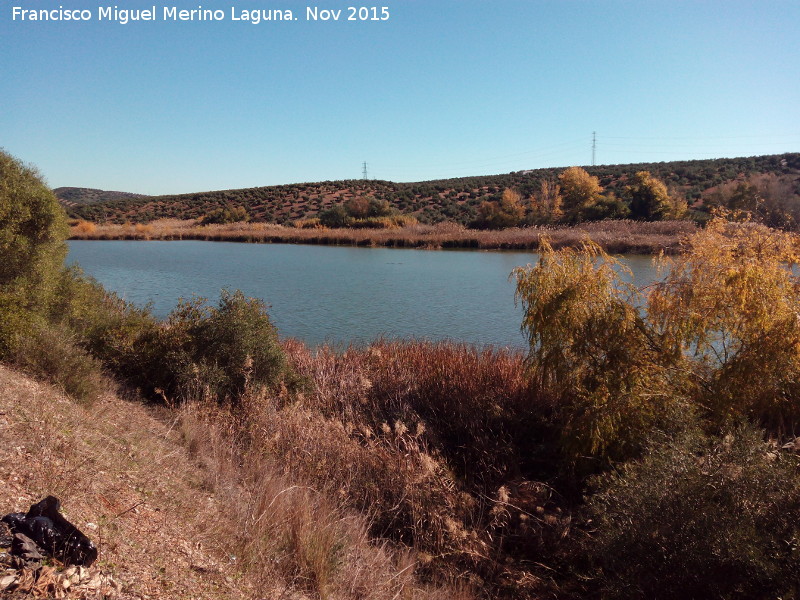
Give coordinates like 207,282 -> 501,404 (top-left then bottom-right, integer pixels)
68,219 -> 697,254
63,154 -> 800,238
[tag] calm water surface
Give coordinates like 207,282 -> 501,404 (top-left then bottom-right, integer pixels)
67,241 -> 659,348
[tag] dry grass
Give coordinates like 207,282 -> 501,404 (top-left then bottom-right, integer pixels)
0,360 -> 474,600
177,339 -> 572,599
70,219 -> 697,254
0,364 -> 249,599
177,395 -> 478,600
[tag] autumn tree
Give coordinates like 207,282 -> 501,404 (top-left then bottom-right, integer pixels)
624,171 -> 673,221
558,167 -> 603,222
648,219 -> 800,428
474,188 -> 525,229
319,204 -> 349,227
529,179 -> 563,224
515,217 -> 800,463
514,239 -> 678,464
344,196 -> 370,219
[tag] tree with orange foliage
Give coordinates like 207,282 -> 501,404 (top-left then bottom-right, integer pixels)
558,167 -> 602,222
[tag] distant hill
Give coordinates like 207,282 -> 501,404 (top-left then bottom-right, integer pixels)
67,153 -> 800,225
55,187 -> 149,207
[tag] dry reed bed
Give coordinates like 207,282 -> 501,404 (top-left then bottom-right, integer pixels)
70,219 -> 698,254
179,397 -> 476,600
180,339 -> 573,599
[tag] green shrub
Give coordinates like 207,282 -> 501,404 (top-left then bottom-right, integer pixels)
13,323 -> 107,404
138,290 -> 291,403
319,204 -> 349,228
586,424 -> 800,599
0,150 -> 69,354
201,204 -> 249,225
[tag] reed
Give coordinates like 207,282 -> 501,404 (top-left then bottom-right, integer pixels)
70,218 -> 697,254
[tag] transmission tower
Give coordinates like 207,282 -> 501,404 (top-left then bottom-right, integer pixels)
362,161 -> 368,180
592,132 -> 596,166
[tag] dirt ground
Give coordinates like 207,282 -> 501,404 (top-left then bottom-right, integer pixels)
0,364 -> 251,599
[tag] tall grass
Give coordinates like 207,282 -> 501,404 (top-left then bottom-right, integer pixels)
205,338 -> 572,598
178,396 -> 478,600
70,218 -> 697,253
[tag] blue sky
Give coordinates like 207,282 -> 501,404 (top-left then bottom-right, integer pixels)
1,0 -> 798,194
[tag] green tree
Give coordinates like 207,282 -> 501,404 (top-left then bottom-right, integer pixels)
319,204 -> 349,227
0,150 -> 69,353
578,194 -> 630,221
366,197 -> 394,218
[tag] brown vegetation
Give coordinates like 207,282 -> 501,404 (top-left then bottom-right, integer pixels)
69,218 -> 697,254
0,364 -> 250,599
177,339 -> 567,598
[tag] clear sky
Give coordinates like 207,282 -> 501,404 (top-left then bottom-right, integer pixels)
1,0 -> 798,195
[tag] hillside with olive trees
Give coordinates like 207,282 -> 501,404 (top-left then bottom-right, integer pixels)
54,187 -> 149,207
65,153 -> 800,228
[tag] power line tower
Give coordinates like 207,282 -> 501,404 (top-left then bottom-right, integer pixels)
592,132 -> 596,166
362,161 -> 368,181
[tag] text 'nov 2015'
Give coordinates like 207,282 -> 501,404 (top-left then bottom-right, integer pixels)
10,5 -> 391,25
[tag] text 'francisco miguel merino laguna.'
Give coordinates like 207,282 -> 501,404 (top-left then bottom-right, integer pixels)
11,6 -> 391,24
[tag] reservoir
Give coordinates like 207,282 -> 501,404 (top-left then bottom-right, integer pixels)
67,241 -> 659,348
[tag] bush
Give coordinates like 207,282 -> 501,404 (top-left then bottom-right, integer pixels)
319,204 -> 350,228
586,423 -> 800,599
201,204 -> 249,225
46,265 -> 158,384
0,150 -> 69,354
12,323 -> 107,403
137,290 -> 292,403
348,215 -> 418,229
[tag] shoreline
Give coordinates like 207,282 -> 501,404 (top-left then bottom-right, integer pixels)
69,219 -> 697,254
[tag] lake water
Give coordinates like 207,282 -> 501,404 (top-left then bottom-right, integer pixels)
67,241 -> 660,348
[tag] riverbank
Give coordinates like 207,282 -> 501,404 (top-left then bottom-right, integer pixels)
70,219 -> 697,254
